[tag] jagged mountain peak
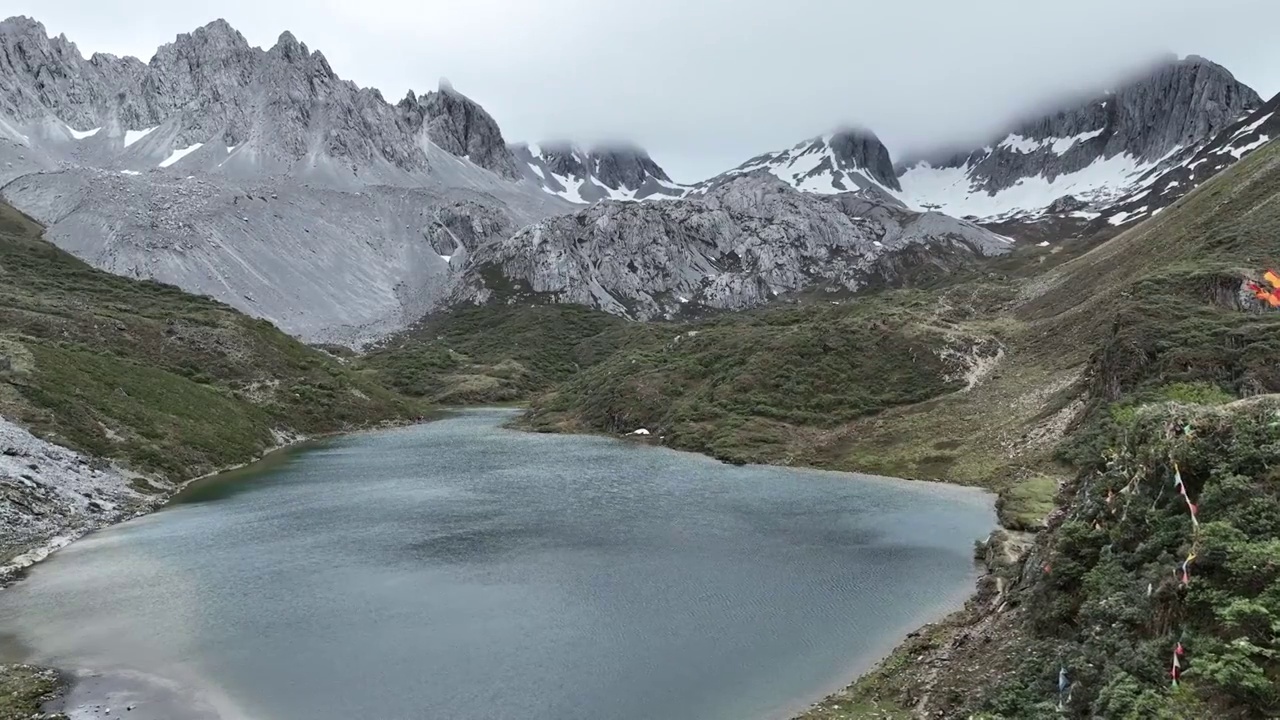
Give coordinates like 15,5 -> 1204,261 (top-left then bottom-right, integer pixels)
397,82 -> 520,179
998,53 -> 1261,162
0,16 -> 555,183
191,18 -> 249,44
0,14 -> 577,346
273,29 -> 301,49
691,52 -> 1266,231
0,15 -> 49,37
156,18 -> 252,55
585,144 -> 673,186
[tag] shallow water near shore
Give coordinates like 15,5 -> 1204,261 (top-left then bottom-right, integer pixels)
0,409 -> 995,720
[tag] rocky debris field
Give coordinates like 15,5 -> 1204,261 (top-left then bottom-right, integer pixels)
0,416 -> 162,585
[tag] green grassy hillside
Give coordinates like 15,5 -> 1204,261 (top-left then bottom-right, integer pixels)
520,287 -> 1010,466
363,303 -> 656,404
0,202 -> 415,483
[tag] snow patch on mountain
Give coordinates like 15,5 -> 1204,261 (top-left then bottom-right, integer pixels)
1223,135 -> 1271,159
898,147 -> 1177,221
123,126 -> 156,148
65,124 -> 100,140
159,142 -> 203,168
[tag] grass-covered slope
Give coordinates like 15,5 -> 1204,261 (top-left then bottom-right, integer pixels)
363,303 -> 654,404
521,289 -> 1007,465
795,140 -> 1280,718
0,201 -> 414,482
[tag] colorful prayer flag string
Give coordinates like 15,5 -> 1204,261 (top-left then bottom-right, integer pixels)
1171,641 -> 1184,687
1179,552 -> 1197,586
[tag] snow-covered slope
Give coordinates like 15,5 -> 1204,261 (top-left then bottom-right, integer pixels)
0,16 -> 572,345
1091,91 -> 1279,228
512,141 -> 687,203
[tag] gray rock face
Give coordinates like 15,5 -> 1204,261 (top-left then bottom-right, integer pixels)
1091,90 -> 1280,228
827,129 -> 899,190
695,128 -> 901,196
511,141 -> 686,203
0,16 -> 141,127
1,148 -> 567,346
0,16 -> 574,345
452,172 -> 1011,319
399,81 -> 521,179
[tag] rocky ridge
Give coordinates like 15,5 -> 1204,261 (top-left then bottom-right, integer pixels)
453,172 -> 1012,319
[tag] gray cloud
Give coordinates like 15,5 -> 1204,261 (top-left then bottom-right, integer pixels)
10,0 -> 1278,182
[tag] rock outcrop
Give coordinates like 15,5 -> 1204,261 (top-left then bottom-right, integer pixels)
453,172 -> 1011,319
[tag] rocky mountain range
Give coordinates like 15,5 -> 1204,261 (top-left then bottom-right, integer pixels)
701,55 -> 1268,229
0,14 -> 1275,344
0,16 -> 573,345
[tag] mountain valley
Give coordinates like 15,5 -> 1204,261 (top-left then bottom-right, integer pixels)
2,10 -> 1280,720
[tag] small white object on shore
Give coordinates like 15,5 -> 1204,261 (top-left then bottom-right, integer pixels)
629,428 -> 650,436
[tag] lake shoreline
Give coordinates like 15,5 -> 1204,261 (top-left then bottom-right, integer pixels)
0,416 -> 437,718
0,413 -> 448,588
2,407 -> 1000,720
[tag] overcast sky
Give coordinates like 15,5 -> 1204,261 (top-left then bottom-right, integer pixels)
9,0 -> 1279,182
